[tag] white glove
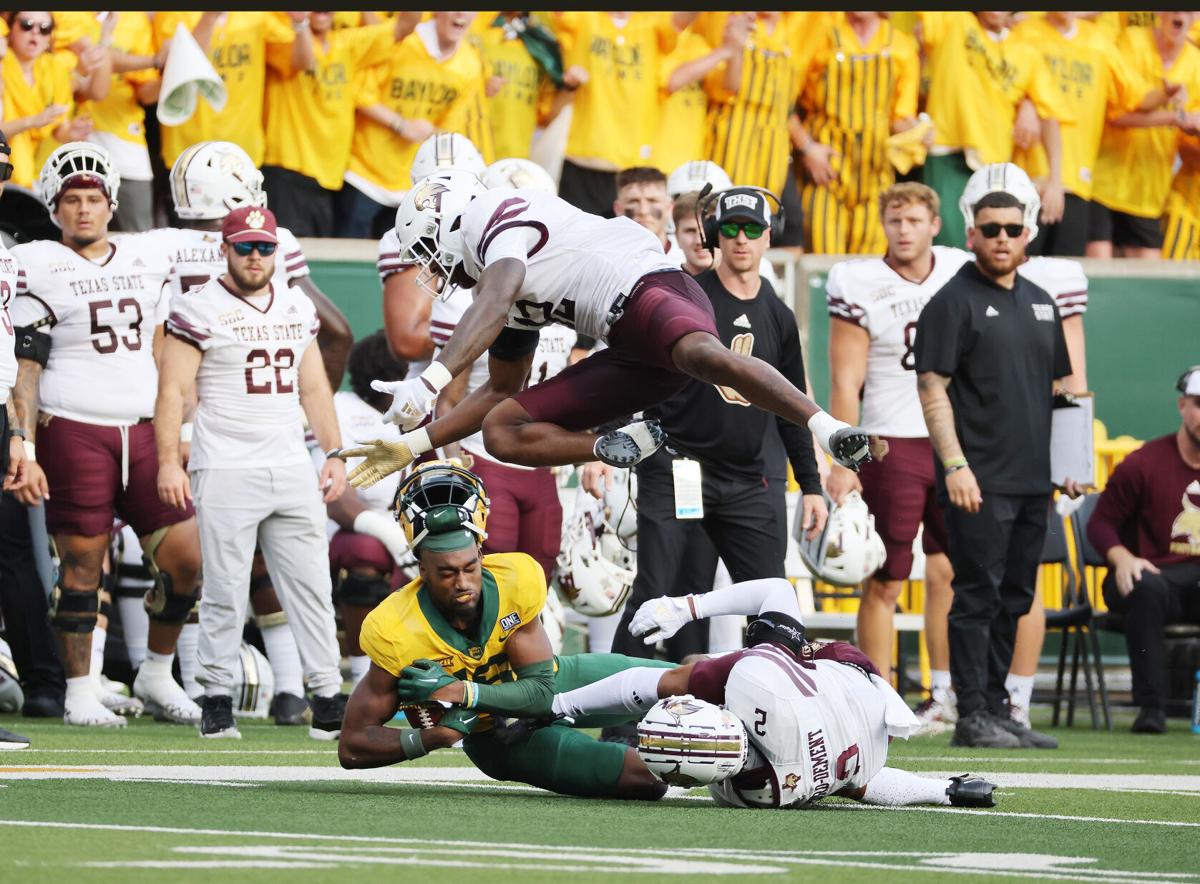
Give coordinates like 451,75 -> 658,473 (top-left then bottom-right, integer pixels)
374,363 -> 452,431
353,509 -> 415,566
629,595 -> 697,645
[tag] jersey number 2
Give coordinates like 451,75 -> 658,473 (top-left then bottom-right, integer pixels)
245,348 -> 295,395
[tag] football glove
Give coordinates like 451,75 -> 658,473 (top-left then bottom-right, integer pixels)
340,429 -> 430,490
397,659 -> 459,704
828,427 -> 889,472
374,376 -> 437,430
439,706 -> 481,737
629,595 -> 697,644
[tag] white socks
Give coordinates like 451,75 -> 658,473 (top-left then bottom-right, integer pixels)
552,666 -> 664,719
66,674 -> 95,701
140,649 -> 174,678
350,655 -> 370,686
861,767 -> 952,806
90,626 -> 107,683
117,596 -> 149,669
177,622 -> 201,698
1005,673 -> 1034,711
260,622 -> 304,697
930,669 -> 952,700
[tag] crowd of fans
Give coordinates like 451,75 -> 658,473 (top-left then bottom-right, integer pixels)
2,11 -> 1200,256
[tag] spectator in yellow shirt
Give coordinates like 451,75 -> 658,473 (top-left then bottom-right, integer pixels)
1163,132 -> 1200,260
1087,12 -> 1200,259
262,12 -> 418,237
1,11 -> 110,188
338,12 -> 492,240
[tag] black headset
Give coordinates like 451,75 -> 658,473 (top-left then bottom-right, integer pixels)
696,183 -> 786,254
1177,365 -> 1200,394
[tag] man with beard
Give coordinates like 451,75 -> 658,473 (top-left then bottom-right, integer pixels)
913,190 -> 1074,749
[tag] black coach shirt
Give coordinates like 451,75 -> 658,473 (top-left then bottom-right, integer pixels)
914,261 -> 1071,495
646,269 -> 821,492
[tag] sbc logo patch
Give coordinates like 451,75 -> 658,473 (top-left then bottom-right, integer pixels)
500,612 -> 522,631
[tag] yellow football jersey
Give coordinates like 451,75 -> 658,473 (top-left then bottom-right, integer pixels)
652,28 -> 713,174
1091,28 -> 1200,218
470,17 -> 554,161
359,553 -> 548,720
1010,17 -> 1148,200
2,51 -> 75,187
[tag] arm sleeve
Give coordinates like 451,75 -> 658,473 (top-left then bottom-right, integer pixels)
468,659 -> 556,717
692,577 -> 802,623
1086,460 -> 1139,558
913,293 -> 962,376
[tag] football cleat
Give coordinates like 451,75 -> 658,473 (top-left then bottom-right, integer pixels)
593,420 -> 666,468
309,693 -> 348,741
946,774 -> 996,808
0,726 -> 30,750
65,691 -> 128,728
199,695 -> 242,739
133,670 -> 202,725
269,691 -> 310,726
992,713 -> 1058,749
950,710 -> 1021,748
96,679 -> 144,717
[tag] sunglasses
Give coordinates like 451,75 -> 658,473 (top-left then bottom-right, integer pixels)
0,161 -> 12,183
18,18 -> 54,36
230,241 -> 277,256
718,221 -> 766,240
976,222 -> 1025,239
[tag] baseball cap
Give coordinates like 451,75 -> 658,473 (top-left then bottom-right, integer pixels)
715,188 -> 771,228
1177,365 -> 1200,396
221,206 -> 278,244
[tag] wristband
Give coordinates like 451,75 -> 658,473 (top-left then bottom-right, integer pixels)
325,446 -> 345,461
179,422 -> 194,444
23,440 -> 35,461
807,411 -> 850,457
9,426 -> 27,440
420,362 -> 453,394
399,727 -> 429,760
686,595 -> 700,621
406,426 -> 434,457
462,681 -> 476,709
943,456 -> 967,469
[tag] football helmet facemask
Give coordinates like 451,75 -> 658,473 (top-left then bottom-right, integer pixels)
37,142 -> 121,224
959,162 -> 1041,242
795,490 -> 886,587
232,642 -> 275,719
169,141 -> 267,221
394,170 -> 488,299
410,132 -> 487,186
394,460 -> 490,549
637,695 -> 749,787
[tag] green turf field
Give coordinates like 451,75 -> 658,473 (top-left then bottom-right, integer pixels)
2,707 -> 1198,883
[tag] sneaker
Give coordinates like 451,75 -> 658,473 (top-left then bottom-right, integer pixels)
0,653 -> 23,713
946,774 -> 996,808
912,697 -> 954,736
599,722 -> 639,748
593,420 -> 665,468
65,690 -> 128,728
270,691 -> 310,727
199,695 -> 242,739
950,710 -> 1021,748
1131,706 -> 1167,734
1007,701 -> 1032,729
0,726 -> 30,750
134,670 -> 202,725
21,694 -> 64,718
309,693 -> 348,741
991,713 -> 1058,749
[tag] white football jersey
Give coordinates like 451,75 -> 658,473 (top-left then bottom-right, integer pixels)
9,237 -> 171,425
166,278 -> 319,471
0,247 -> 23,404
377,228 -> 408,283
826,246 -> 970,437
1018,256 -> 1088,319
458,188 -> 677,342
333,390 -> 403,515
711,646 -> 889,809
129,225 -> 309,299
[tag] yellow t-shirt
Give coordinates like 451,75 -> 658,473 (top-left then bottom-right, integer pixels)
921,11 -> 1067,165
74,13 -> 159,150
652,28 -> 713,175
1166,133 -> 1200,230
800,18 -> 919,205
554,12 -> 678,170
1010,18 -> 1148,200
263,23 -> 394,189
1,51 -> 76,187
153,12 -> 296,169
358,552 -> 547,729
346,31 -> 493,192
703,15 -> 804,195
470,17 -> 554,160
1092,28 -> 1200,217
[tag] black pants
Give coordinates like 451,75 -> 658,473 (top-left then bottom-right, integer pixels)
610,450 -> 787,662
261,165 -> 337,238
557,160 -> 616,218
1026,193 -> 1090,257
0,491 -> 65,704
943,491 -> 1050,717
776,161 -> 806,248
1102,561 -> 1200,711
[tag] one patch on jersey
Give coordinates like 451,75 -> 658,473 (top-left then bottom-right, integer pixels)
1031,303 -> 1055,321
500,612 -> 522,632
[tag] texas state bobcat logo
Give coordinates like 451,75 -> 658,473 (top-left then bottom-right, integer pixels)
411,180 -> 450,212
1169,480 -> 1200,555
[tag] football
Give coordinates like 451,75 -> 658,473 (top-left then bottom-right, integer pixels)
402,703 -> 447,730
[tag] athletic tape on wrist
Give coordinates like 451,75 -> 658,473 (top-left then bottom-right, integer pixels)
420,362 -> 453,393
406,426 -> 433,457
807,411 -> 849,456
179,422 -> 194,444
23,440 -> 35,461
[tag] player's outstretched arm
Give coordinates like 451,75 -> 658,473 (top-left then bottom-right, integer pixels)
434,257 -> 527,380
338,663 -> 464,769
629,578 -> 801,644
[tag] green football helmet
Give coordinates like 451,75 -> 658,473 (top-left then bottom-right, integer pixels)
394,460 -> 490,550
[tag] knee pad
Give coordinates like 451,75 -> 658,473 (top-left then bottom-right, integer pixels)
49,582 -> 101,633
253,610 -> 289,629
335,569 -> 392,608
142,527 -> 201,625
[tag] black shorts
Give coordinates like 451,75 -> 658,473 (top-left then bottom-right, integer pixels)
557,160 -> 616,218
1026,193 -> 1090,257
1087,201 -> 1163,249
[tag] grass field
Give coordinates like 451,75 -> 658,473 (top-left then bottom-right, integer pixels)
2,706 -> 1198,883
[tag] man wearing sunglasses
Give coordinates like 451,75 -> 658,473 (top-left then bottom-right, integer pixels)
913,190 -> 1077,750
154,206 -> 349,742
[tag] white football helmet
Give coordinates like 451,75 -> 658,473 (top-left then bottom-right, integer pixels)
541,586 -> 566,656
667,160 -> 733,200
410,132 -> 486,185
394,170 -> 488,299
554,475 -> 637,617
37,142 -> 121,223
232,642 -> 275,719
795,491 -> 886,587
637,695 -> 748,787
0,637 -> 22,714
482,157 -> 557,194
170,141 -> 267,221
958,162 -> 1041,241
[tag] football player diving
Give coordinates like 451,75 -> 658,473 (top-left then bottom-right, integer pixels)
334,171 -> 885,490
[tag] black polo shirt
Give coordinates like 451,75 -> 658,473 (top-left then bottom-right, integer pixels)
914,261 -> 1071,495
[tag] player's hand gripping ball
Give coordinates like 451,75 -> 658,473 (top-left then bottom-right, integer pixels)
397,658 -> 459,704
